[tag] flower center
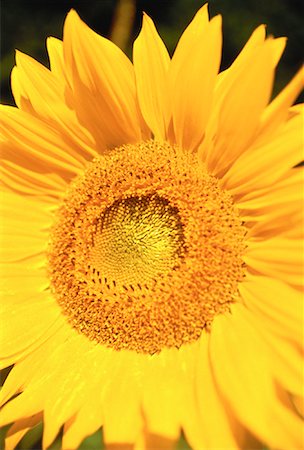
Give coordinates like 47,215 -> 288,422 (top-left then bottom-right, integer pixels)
89,194 -> 185,290
48,140 -> 247,354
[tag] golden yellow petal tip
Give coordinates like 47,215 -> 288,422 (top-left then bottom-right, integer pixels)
196,3 -> 210,18
14,49 -> 23,64
142,11 -> 153,25
64,8 -> 82,28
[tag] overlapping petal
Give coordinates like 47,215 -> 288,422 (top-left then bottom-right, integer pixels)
1,160 -> 67,199
0,292 -> 62,369
11,51 -> 96,160
221,108 -> 303,194
252,324 -> 303,396
133,14 -> 170,140
196,334 -> 241,449
0,106 -> 84,181
0,190 -> 54,263
141,349 -> 182,440
63,10 -> 143,150
42,334 -> 104,449
244,237 -> 303,287
102,352 -> 142,446
201,38 -> 279,175
0,329 -> 69,429
5,413 -> 42,450
46,37 -> 66,80
239,275 -> 303,344
169,5 -> 222,151
258,65 -> 304,138
210,306 -> 303,448
62,399 -> 103,450
238,168 -> 303,239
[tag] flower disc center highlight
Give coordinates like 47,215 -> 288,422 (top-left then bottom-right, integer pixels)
89,194 -> 185,289
48,140 -> 247,353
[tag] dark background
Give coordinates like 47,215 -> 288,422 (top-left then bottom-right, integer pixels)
1,0 -> 304,106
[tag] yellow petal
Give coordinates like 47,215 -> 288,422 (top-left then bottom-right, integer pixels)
291,395 -> 304,418
140,343 -> 206,448
135,432 -> 176,450
42,335 -> 99,449
237,167 -> 303,208
5,413 -> 42,450
12,51 -> 96,160
0,325 -> 75,439
196,333 -> 241,449
103,352 -> 142,445
13,50 -> 65,118
222,110 -> 303,194
0,106 -> 83,178
63,10 -> 142,149
0,347 -> 46,407
0,326 -> 67,425
254,325 -> 303,396
198,24 -> 266,168
0,318 -> 67,403
239,274 -> 303,344
0,190 -> 53,263
204,39 -> 275,175
228,24 -> 267,68
40,328 -> 119,449
1,159 -> 66,199
173,343 -> 205,449
173,5 -> 210,53
241,168 -> 303,238
0,293 -> 61,367
0,235 -> 46,263
259,66 -> 304,137
244,237 -> 304,287
0,262 -> 49,298
46,37 -> 65,79
141,349 -> 182,440
133,14 -> 170,140
249,209 -> 303,240
10,66 -> 35,116
0,390 -> 45,430
266,36 -> 287,67
289,103 -> 303,116
62,398 -> 103,449
170,7 -> 222,150
0,189 -> 54,226
210,305 -> 303,448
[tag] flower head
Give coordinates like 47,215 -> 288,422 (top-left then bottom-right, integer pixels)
0,5 -> 303,450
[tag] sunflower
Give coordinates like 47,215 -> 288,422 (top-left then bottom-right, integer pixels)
0,4 -> 303,450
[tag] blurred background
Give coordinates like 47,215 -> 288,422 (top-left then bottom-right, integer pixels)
1,0 -> 304,105
0,0 -> 303,448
